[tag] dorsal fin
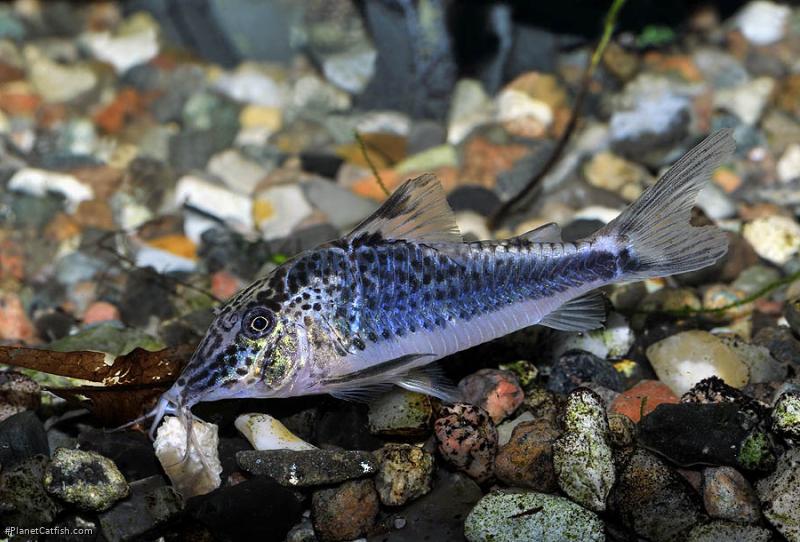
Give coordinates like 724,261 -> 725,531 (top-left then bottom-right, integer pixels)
519,222 -> 562,243
346,174 -> 462,244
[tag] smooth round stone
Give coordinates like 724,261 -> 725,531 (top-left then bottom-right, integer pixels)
464,491 -> 604,542
687,521 -> 772,542
646,330 -> 750,396
702,467 -> 761,523
771,391 -> 800,440
742,215 -> 800,265
374,444 -> 435,506
43,448 -> 129,511
553,389 -> 615,512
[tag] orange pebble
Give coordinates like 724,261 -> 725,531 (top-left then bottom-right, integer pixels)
610,380 -> 679,423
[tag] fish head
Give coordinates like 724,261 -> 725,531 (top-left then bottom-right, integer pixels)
162,275 -> 308,412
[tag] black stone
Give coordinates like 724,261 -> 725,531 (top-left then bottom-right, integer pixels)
237,449 -> 377,487
118,268 -> 176,327
368,470 -> 482,542
34,310 -> 75,342
184,476 -> 302,542
299,153 -> 343,180
98,475 -> 182,542
314,402 -> 384,451
547,350 -> 625,394
447,186 -> 502,216
638,402 -> 774,470
0,411 -> 49,469
77,429 -> 162,482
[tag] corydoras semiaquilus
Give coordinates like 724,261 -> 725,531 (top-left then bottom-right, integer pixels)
141,129 -> 735,445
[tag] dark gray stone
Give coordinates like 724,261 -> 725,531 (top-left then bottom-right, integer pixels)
368,470 -> 482,542
638,403 -> 774,471
0,411 -> 49,469
548,350 -> 624,394
98,476 -> 183,542
185,476 -> 302,542
237,449 -> 377,487
0,455 -> 62,528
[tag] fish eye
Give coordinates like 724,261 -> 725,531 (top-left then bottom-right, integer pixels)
243,308 -> 274,338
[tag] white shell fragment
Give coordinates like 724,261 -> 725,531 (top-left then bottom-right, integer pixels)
154,416 -> 222,499
234,413 -> 316,451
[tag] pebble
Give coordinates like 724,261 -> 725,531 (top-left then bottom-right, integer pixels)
81,12 -> 160,73
207,148 -> 269,195
433,403 -> 498,482
547,350 -> 625,395
771,390 -> 800,440
234,413 -> 317,451
0,455 -> 62,527
184,475 -> 302,542
646,330 -> 750,396
253,184 -> 313,240
0,291 -> 36,342
553,388 -> 615,512
367,388 -> 433,438
550,312 -> 635,362
312,479 -> 379,542
494,418 -> 560,492
496,410 -> 535,446
374,444 -> 435,506
610,379 -> 679,422
446,79 -> 492,144
464,491 -> 604,542
82,301 -> 121,324
323,49 -> 377,95
303,178 -> 377,230
8,167 -> 93,211
610,89 -> 689,162
370,470 -> 482,542
742,215 -> 800,265
756,448 -> 800,541
690,522 -> 773,542
458,369 -> 524,423
702,466 -> 761,523
28,56 -> 97,104
98,475 -> 183,542
777,143 -> 800,183
737,0 -> 791,45
714,77 -> 775,125
719,335 -> 787,383
637,402 -> 774,470
236,448 -> 377,487
583,151 -> 649,201
213,62 -> 288,108
174,175 -> 254,232
0,411 -> 48,468
154,416 -> 222,499
0,371 -> 41,422
609,449 -> 706,542
43,447 -> 129,511
607,413 -> 636,447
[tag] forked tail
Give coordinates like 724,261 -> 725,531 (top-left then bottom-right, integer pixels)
595,129 -> 734,280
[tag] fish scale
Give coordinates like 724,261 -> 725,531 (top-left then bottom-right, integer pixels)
149,130 -> 734,431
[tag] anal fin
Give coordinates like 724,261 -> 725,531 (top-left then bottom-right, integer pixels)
539,291 -> 607,332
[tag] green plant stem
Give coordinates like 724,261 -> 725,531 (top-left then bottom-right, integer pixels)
355,131 -> 390,197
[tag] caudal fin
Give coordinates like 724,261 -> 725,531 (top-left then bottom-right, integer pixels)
595,129 -> 734,280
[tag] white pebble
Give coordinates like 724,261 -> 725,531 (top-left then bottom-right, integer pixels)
234,413 -> 316,451
154,416 -> 222,499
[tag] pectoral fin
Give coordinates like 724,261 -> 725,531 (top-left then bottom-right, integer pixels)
394,364 -> 461,403
322,353 -> 436,401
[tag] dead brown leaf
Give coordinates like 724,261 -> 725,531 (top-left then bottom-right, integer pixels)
0,344 -> 192,426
